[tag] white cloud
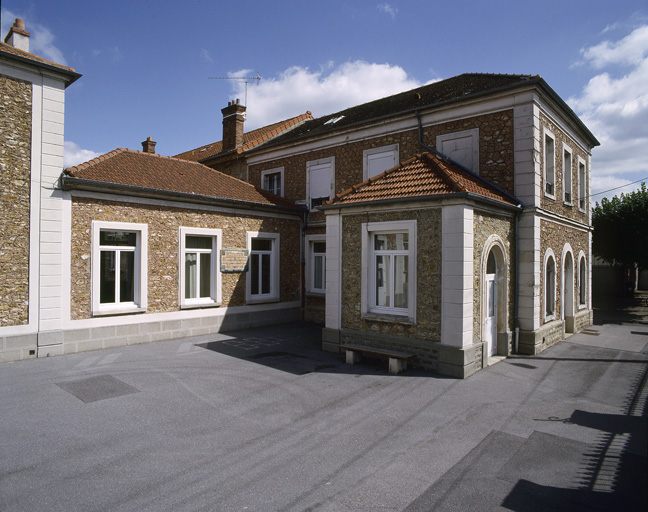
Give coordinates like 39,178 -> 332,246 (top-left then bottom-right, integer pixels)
1,9 -> 66,64
229,61 -> 421,130
64,141 -> 101,168
569,23 -> 648,202
377,3 -> 398,19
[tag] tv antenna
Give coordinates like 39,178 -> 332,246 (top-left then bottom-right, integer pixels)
208,72 -> 261,109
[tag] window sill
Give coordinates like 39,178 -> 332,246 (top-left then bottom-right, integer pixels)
306,291 -> 326,297
543,314 -> 556,324
362,311 -> 415,325
180,301 -> 221,310
577,303 -> 588,311
246,297 -> 280,305
563,201 -> 573,207
543,193 -> 556,201
92,306 -> 147,317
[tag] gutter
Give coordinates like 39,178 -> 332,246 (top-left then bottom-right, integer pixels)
60,176 -> 307,215
0,48 -> 82,87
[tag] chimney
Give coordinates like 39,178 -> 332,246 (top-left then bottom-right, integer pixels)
4,19 -> 30,53
221,99 -> 246,152
141,136 -> 157,154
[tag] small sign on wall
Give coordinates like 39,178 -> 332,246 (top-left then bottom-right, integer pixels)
220,249 -> 249,273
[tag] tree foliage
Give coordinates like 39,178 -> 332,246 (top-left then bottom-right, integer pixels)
592,182 -> 648,270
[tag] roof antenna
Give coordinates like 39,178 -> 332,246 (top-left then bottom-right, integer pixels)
208,72 -> 261,114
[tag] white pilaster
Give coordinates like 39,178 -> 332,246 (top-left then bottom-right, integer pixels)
441,205 -> 474,348
517,212 -> 541,330
325,212 -> 342,330
513,102 -> 541,207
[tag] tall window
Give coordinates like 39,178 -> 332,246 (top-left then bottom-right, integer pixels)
563,145 -> 572,204
363,144 -> 399,180
179,227 -> 221,307
92,221 -> 147,315
307,236 -> 326,293
363,220 -> 416,321
247,232 -> 279,302
545,253 -> 556,319
578,158 -> 586,211
544,130 -> 555,197
261,167 -> 284,196
579,256 -> 587,306
307,157 -> 334,210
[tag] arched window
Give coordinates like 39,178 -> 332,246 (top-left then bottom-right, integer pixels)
579,257 -> 587,306
545,254 -> 556,318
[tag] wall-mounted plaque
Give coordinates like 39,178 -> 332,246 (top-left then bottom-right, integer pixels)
220,249 -> 248,273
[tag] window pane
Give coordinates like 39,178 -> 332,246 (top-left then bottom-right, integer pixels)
488,280 -> 495,317
375,255 -> 391,307
120,251 -> 135,302
252,239 -> 272,251
374,233 -> 408,251
250,254 -> 259,295
186,236 -> 212,250
261,253 -> 271,294
546,258 -> 555,316
100,231 -> 136,247
394,255 -> 408,308
199,252 -> 211,298
487,251 -> 496,274
314,254 -> 324,290
185,253 -> 197,298
100,251 -> 116,304
313,241 -> 326,254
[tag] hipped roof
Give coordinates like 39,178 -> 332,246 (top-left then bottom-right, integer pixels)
0,41 -> 81,86
324,152 -> 520,209
63,148 -> 302,211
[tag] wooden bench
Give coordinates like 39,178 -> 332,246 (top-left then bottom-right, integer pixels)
340,344 -> 415,375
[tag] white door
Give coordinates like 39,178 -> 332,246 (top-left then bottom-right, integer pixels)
485,273 -> 497,356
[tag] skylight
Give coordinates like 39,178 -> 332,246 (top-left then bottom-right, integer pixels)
324,115 -> 345,126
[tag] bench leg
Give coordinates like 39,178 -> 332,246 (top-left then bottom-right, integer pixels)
346,350 -> 362,365
388,358 -> 407,375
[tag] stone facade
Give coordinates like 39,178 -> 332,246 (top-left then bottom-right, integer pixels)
0,74 -> 32,327
70,197 -> 301,319
472,210 -> 516,345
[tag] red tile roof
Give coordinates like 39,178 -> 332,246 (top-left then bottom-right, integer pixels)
0,41 -> 81,85
327,152 -> 520,208
174,111 -> 313,163
63,149 -> 302,210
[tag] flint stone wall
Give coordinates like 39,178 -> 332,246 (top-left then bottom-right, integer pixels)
0,74 -> 32,327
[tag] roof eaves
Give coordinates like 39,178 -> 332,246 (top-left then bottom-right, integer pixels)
0,43 -> 81,86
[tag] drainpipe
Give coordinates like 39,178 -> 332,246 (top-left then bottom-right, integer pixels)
301,209 -> 308,319
514,212 -> 520,354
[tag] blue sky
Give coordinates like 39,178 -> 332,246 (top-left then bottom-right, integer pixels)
2,0 -> 647,203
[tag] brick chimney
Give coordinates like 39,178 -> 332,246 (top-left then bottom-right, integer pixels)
221,99 -> 246,152
4,18 -> 30,53
141,136 -> 157,154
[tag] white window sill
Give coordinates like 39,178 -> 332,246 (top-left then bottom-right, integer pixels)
306,290 -> 326,297
563,201 -> 573,207
246,297 -> 280,305
363,311 -> 415,325
577,303 -> 588,311
92,306 -> 147,317
544,192 -> 556,201
180,301 -> 221,310
543,314 -> 556,324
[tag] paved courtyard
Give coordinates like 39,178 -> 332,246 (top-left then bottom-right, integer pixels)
1,309 -> 646,511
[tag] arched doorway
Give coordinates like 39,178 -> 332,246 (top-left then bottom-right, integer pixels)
563,250 -> 574,333
482,240 -> 507,358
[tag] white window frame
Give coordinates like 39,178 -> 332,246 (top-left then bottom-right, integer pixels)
577,156 -> 587,212
436,128 -> 479,174
306,156 -> 334,211
306,234 -> 326,294
363,144 -> 399,181
361,220 -> 417,322
246,231 -> 280,303
544,249 -> 557,322
91,221 -> 148,316
578,252 -> 587,309
261,167 -> 284,197
563,144 -> 573,205
179,227 -> 222,308
543,128 -> 556,199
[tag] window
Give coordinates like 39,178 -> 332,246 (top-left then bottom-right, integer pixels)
544,130 -> 555,197
179,227 -> 222,308
261,167 -> 284,196
563,145 -> 572,204
579,256 -> 587,306
362,220 -> 416,321
307,157 -> 334,210
545,252 -> 556,320
92,221 -> 147,315
247,232 -> 279,302
578,157 -> 586,211
436,128 -> 479,173
307,235 -> 326,293
363,144 -> 399,180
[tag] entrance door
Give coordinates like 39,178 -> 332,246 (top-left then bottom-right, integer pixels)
485,272 -> 497,356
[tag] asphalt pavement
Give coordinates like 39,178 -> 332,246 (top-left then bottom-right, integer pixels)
1,301 -> 646,511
